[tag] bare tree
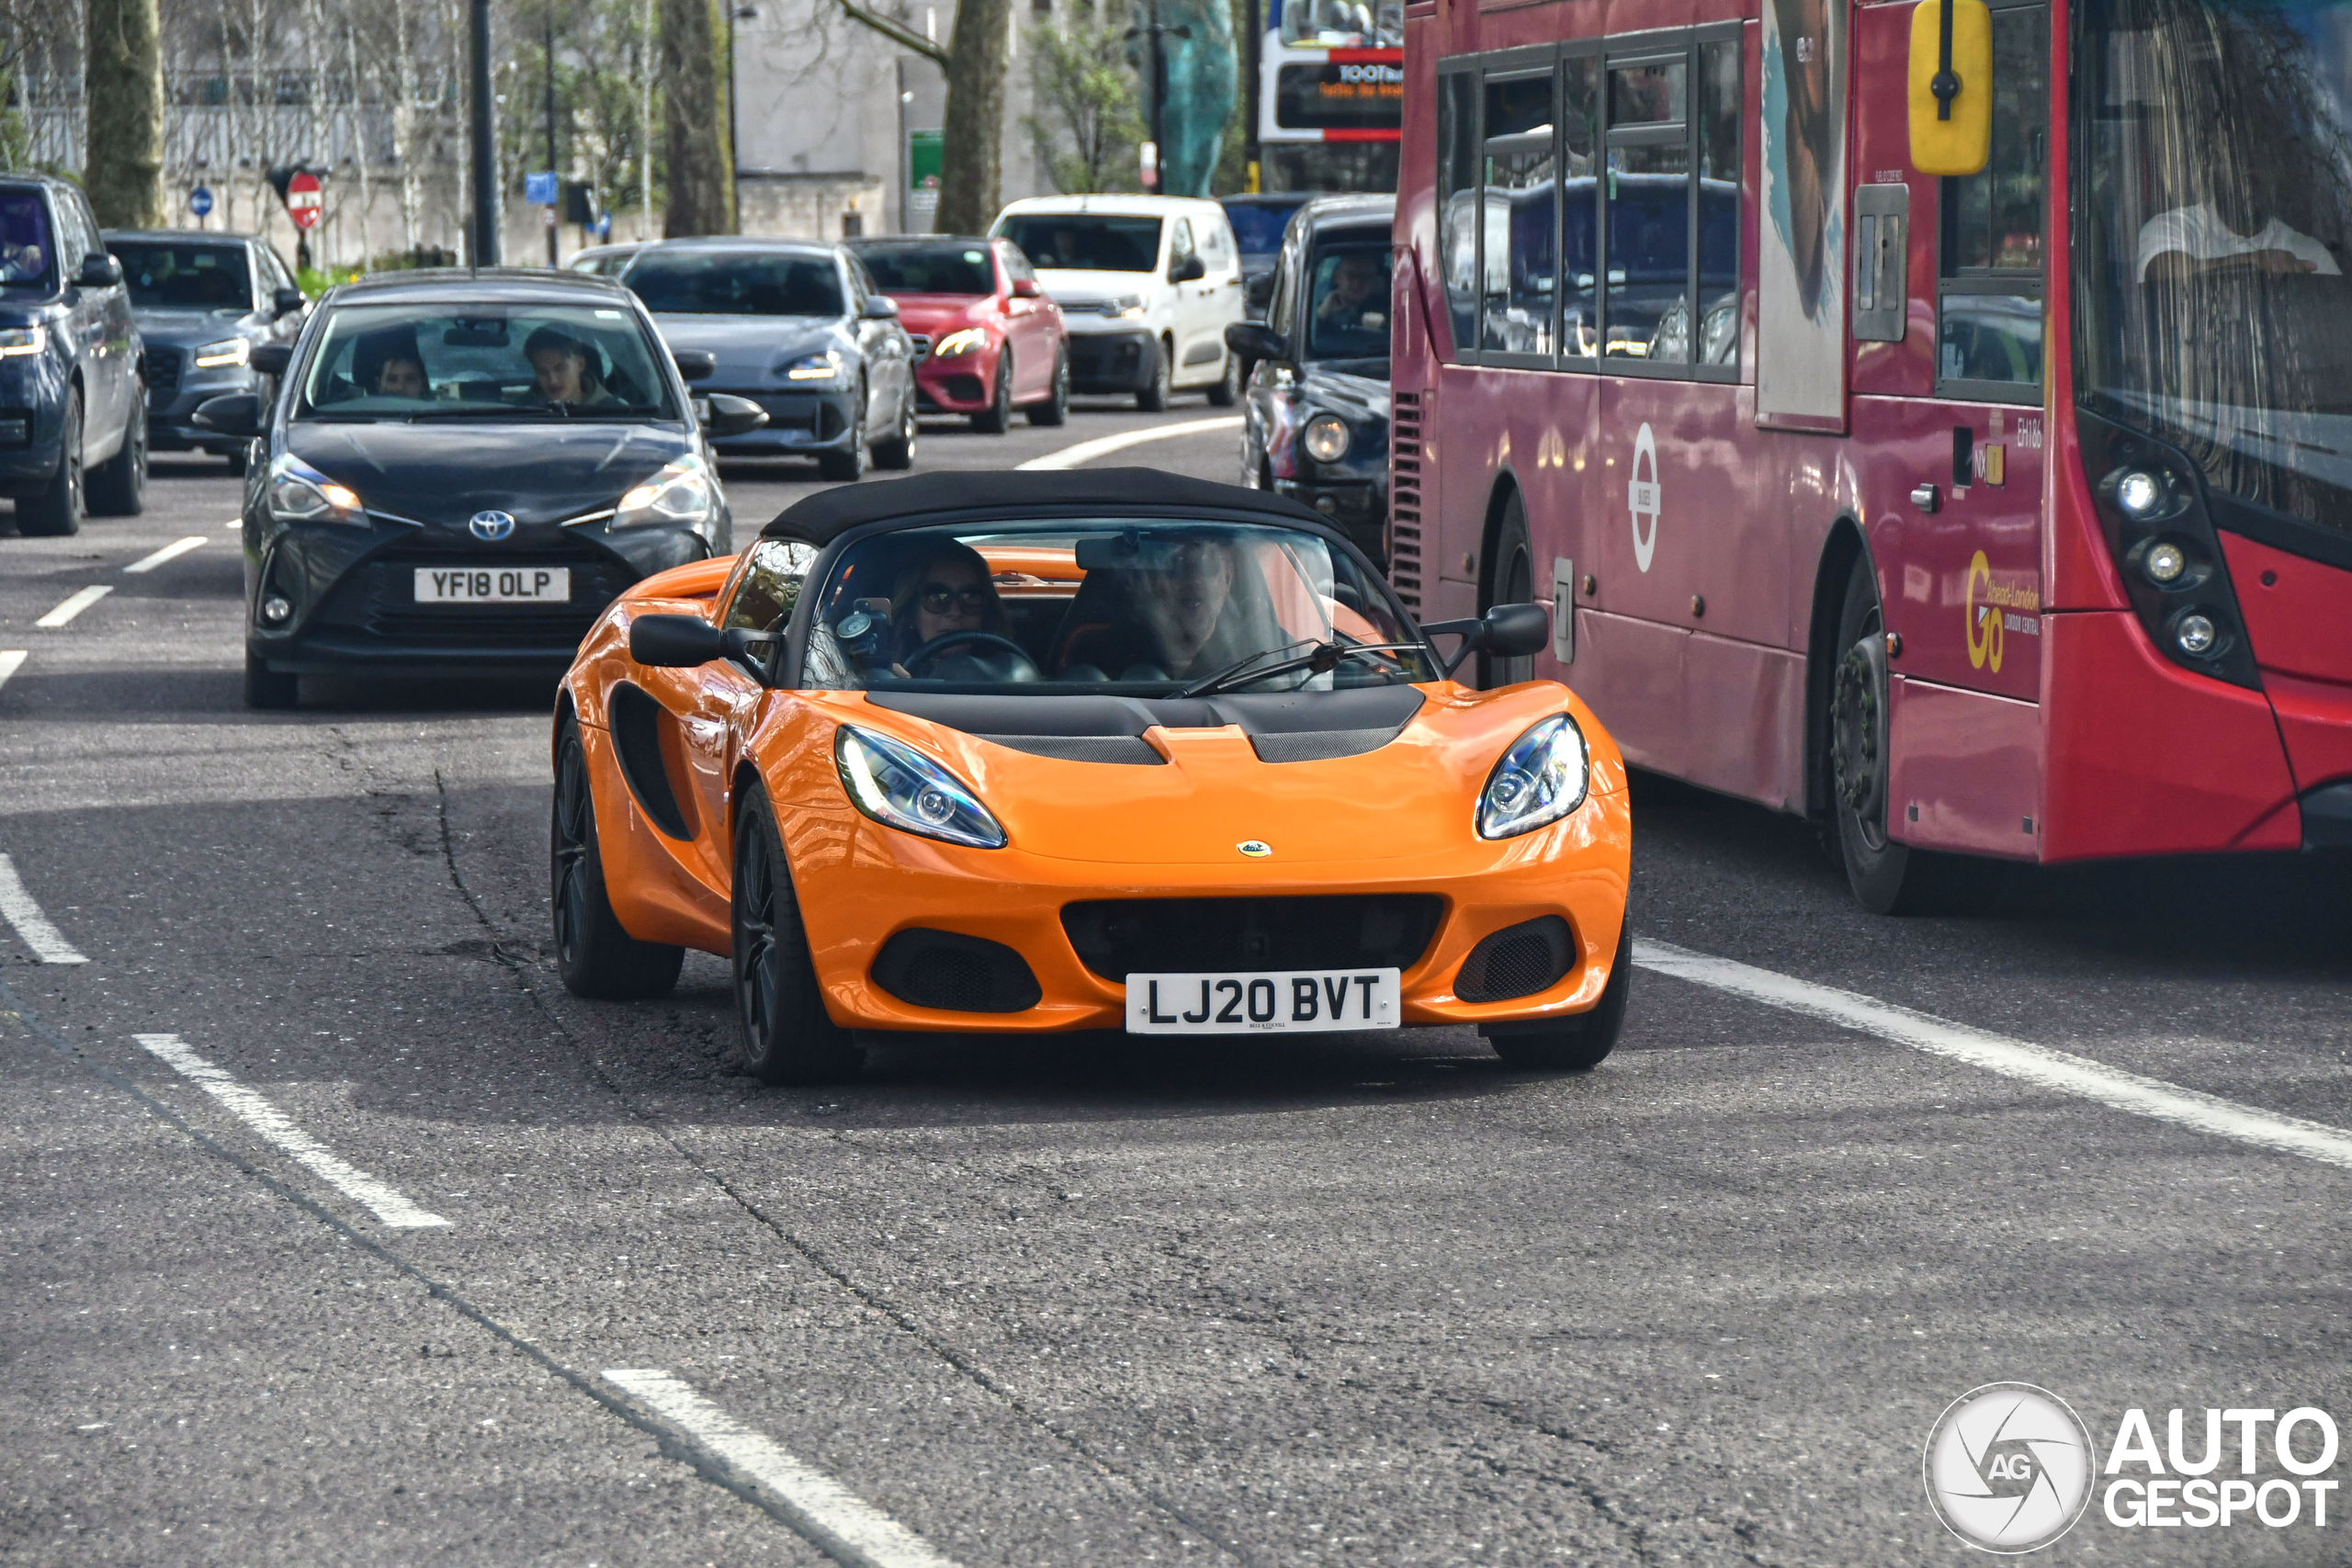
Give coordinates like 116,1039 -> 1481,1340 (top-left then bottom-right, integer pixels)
659,0 -> 729,233
85,0 -> 165,223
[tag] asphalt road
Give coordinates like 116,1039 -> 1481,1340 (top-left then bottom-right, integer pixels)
4,398 -> 2350,1567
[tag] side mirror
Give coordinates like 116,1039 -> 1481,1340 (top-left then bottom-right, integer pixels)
190,391 -> 264,437
1225,320 -> 1288,370
699,391 -> 768,438
861,295 -> 900,320
251,343 -> 293,378
1908,0 -> 1993,175
1011,277 -> 1043,299
1170,254 -> 1206,285
273,286 -> 307,318
78,253 -> 123,288
630,614 -> 775,677
672,347 -> 718,381
1421,602 -> 1552,677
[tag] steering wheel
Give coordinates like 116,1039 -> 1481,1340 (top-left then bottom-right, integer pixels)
902,630 -> 1041,681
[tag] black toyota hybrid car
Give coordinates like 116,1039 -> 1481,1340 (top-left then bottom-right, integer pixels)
193,268 -> 765,707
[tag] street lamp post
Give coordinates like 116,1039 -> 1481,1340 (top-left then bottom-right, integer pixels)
469,0 -> 499,265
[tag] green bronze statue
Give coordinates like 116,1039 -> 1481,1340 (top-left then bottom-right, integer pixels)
1128,0 -> 1237,199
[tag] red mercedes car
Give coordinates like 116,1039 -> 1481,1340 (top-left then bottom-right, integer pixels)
847,236 -> 1069,433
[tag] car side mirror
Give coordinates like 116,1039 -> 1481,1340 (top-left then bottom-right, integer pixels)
1170,254 -> 1206,285
1421,603 -> 1552,677
1011,277 -> 1043,299
699,391 -> 768,438
672,347 -> 718,381
190,391 -> 265,438
862,295 -> 900,320
273,286 -> 307,318
1225,320 -> 1288,372
251,343 -> 293,378
78,253 -> 124,288
630,614 -> 775,679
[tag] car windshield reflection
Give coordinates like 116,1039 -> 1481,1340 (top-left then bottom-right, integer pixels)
294,302 -> 682,422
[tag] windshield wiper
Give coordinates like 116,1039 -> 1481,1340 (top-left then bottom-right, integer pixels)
1177,638 -> 1424,699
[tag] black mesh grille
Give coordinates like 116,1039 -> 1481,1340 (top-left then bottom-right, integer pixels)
144,347 -> 182,395
870,930 -> 1042,1013
1061,896 -> 1442,982
944,374 -> 987,402
1454,916 -> 1574,1003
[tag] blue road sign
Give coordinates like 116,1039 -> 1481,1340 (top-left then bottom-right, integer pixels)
595,211 -> 612,238
189,186 -> 214,218
525,171 -> 559,206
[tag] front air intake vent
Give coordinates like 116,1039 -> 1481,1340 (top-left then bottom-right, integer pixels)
1454,916 -> 1574,1002
870,929 -> 1042,1012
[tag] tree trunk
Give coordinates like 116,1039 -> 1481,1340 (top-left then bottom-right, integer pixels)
85,0 -> 166,228
660,0 -> 731,235
933,0 -> 1013,236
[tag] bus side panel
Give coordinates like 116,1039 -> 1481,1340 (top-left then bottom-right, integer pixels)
2040,611 -> 2303,860
1685,631 -> 1807,808
1887,677 -> 2043,857
1569,608 -> 1688,773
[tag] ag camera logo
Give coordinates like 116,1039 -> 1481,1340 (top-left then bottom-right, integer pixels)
1924,1382 -> 2095,1552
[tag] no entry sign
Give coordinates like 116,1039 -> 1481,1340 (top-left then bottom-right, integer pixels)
285,170 -> 322,231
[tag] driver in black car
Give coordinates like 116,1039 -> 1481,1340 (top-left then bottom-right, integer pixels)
886,542 -> 1031,680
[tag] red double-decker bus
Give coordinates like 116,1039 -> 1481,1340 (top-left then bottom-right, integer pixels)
1389,0 -> 2352,908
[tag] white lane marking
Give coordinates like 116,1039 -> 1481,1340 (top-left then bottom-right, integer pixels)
0,649 -> 24,691
1634,938 -> 2352,1171
1016,414 -> 1243,471
133,1033 -> 453,1227
34,586 -> 112,628
0,854 -> 86,964
604,1370 -> 960,1568
123,536 -> 209,573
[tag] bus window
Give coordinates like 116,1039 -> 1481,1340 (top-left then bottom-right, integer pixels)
1938,2 -> 2048,395
1697,39 -> 1741,367
1561,55 -> 1602,360
1606,57 -> 1692,362
1483,73 -> 1559,356
1438,69 -> 1481,359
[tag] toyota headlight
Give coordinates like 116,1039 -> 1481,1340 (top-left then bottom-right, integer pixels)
783,349 -> 843,381
0,325 -> 49,357
193,336 -> 251,369
1302,412 -> 1351,465
834,726 -> 1007,850
266,452 -> 366,525
1104,295 -> 1146,320
616,454 -> 715,531
933,328 -> 988,358
1476,714 -> 1590,840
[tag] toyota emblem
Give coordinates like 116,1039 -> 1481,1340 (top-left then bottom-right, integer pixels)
469,510 -> 516,542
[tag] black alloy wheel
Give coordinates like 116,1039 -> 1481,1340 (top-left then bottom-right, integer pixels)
1136,337 -> 1173,412
1486,921 -> 1632,1072
818,386 -> 868,482
1481,492 -> 1535,688
550,720 -> 684,998
1205,347 -> 1241,408
731,784 -> 861,1085
972,352 -> 1012,434
87,382 -> 149,516
874,387 -> 918,469
243,650 -> 298,709
1025,347 -> 1069,426
17,387 -> 85,536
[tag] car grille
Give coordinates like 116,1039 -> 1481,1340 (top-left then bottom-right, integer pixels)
908,334 -> 933,364
144,347 -> 182,396
1453,916 -> 1574,1002
310,535 -> 636,650
1387,390 -> 1424,612
1060,895 -> 1443,982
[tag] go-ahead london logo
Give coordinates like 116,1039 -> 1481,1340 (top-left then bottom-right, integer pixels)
1924,1383 -> 2096,1552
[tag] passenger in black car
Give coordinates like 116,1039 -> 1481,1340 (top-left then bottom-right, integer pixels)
353,328 -> 429,400
525,325 -> 622,407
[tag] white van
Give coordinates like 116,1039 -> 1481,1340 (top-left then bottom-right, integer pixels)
991,195 -> 1245,412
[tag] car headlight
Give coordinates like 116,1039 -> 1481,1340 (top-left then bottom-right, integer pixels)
1476,714 -> 1590,840
834,726 -> 1007,850
615,454 -> 715,531
1302,412 -> 1351,465
1104,295 -> 1146,320
783,349 -> 843,381
266,452 -> 366,525
0,325 -> 47,357
932,328 -> 988,358
193,336 -> 251,369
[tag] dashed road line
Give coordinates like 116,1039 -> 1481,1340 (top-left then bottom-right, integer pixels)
1017,414 -> 1243,471
34,585 -> 112,628
1634,938 -> 2352,1171
0,854 -> 86,964
124,536 -> 209,573
605,1370 -> 960,1568
0,649 -> 24,692
134,1032 -> 453,1227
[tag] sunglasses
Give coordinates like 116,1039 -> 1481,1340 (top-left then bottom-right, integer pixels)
918,583 -> 990,613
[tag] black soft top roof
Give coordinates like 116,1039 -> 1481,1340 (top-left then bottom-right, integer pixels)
761,468 -> 1328,546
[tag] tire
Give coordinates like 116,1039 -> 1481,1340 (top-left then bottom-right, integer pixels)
817,389 -> 868,482
732,784 -> 861,1085
86,388 -> 149,517
1136,337 -> 1172,412
1480,491 -> 1535,688
873,388 -> 918,469
243,651 -> 299,709
1025,347 -> 1069,426
1486,921 -> 1631,1072
550,719 -> 685,998
17,387 -> 85,537
971,353 -> 1012,434
1204,348 -> 1240,407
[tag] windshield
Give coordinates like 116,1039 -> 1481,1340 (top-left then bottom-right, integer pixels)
995,216 -> 1163,272
797,521 -> 1430,694
1224,201 -> 1307,257
1277,0 -> 1403,48
1304,239 -> 1392,362
624,250 -> 844,316
2078,0 -> 2352,542
295,302 -> 681,421
112,243 -> 253,310
0,190 -> 53,290
856,243 -> 996,295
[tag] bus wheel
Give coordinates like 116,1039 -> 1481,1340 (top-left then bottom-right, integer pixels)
1481,492 -> 1535,688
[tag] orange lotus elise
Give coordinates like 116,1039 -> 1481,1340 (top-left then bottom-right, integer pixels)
550,469 -> 1632,1083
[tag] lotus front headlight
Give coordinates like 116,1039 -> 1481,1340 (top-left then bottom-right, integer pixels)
1302,412 -> 1351,465
193,336 -> 251,369
266,452 -> 366,525
834,726 -> 1007,850
615,454 -> 715,531
783,349 -> 843,381
0,325 -> 49,357
1476,714 -> 1590,840
932,328 -> 988,358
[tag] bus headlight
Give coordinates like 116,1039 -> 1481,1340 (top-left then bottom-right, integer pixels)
616,455 -> 715,531
1477,714 -> 1589,840
1303,413 -> 1351,464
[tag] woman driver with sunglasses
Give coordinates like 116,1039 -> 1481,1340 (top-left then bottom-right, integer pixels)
885,542 -> 1036,680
